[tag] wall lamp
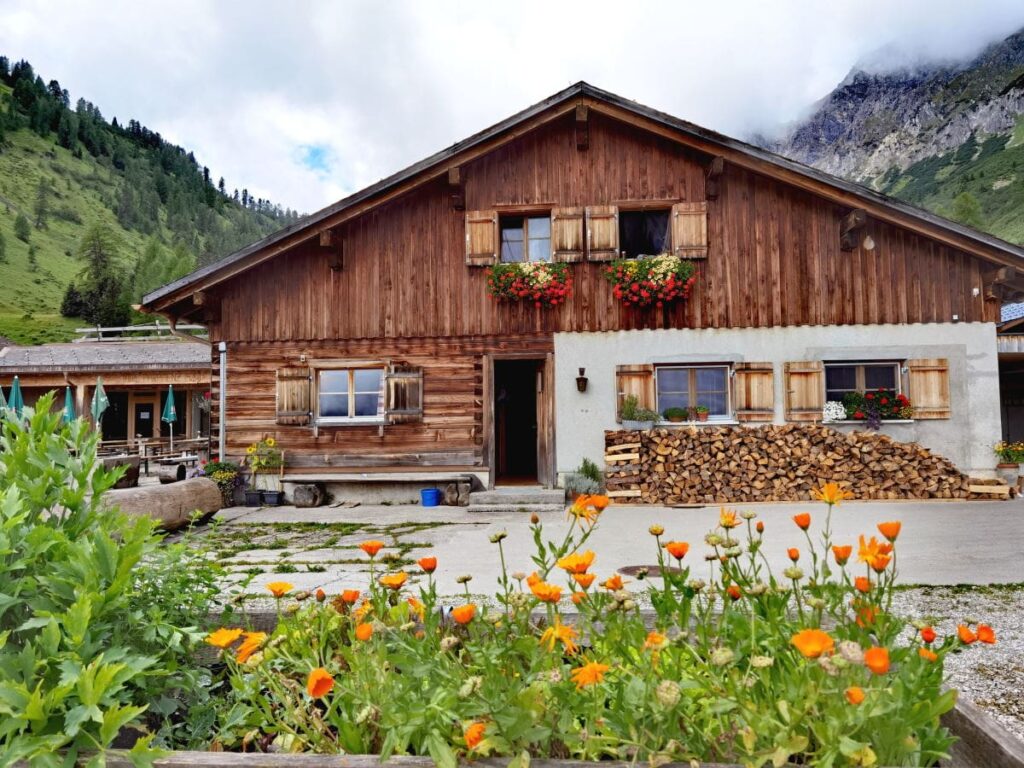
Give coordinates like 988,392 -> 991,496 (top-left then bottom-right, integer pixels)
576,367 -> 589,393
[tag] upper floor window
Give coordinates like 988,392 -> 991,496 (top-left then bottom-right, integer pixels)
500,215 -> 551,262
825,362 -> 900,402
656,365 -> 730,418
619,209 -> 670,258
318,367 -> 384,423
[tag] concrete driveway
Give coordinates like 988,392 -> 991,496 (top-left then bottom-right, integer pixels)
202,497 -> 1024,598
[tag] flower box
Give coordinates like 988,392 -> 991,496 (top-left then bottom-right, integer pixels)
603,253 -> 696,308
487,262 -> 571,308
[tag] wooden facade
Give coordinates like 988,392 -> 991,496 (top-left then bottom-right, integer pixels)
140,84 -> 1024,483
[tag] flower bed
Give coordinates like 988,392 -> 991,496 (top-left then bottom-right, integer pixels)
200,491 -> 996,765
487,262 -> 572,308
603,253 -> 696,308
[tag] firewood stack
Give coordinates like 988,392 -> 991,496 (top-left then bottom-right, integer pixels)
604,424 -> 1001,503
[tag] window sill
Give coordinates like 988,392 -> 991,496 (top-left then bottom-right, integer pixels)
317,419 -> 386,428
658,420 -> 739,427
824,419 -> 915,426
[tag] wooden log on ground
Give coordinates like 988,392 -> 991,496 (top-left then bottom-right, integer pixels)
100,478 -> 222,531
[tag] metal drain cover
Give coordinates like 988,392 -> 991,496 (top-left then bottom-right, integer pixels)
617,564 -> 683,577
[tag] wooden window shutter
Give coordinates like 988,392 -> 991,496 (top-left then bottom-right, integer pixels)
384,366 -> 424,424
671,201 -> 708,259
733,363 -> 775,422
465,210 -> 498,266
784,361 -> 824,422
276,368 -> 311,426
615,364 -> 655,421
551,207 -> 585,263
586,205 -> 619,262
906,359 -> 950,419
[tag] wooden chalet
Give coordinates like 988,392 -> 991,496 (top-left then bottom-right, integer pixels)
139,82 -> 1024,494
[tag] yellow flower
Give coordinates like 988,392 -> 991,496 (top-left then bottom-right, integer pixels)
539,617 -> 578,655
813,482 -> 854,505
643,631 -> 668,651
235,631 -> 267,663
570,660 -> 610,689
530,580 -> 562,603
556,550 -> 595,574
719,508 -> 740,529
205,627 -> 243,648
265,581 -> 294,598
246,445 -> 256,455
265,437 -> 276,447
379,572 -> 408,590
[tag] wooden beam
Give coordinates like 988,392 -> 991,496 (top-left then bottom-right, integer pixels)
319,230 -> 334,248
447,166 -> 465,211
993,266 -> 1017,284
705,155 -> 724,199
840,208 -> 868,251
193,290 -> 208,307
319,229 -> 344,271
575,104 -> 589,151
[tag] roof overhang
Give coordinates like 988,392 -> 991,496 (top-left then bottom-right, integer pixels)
141,81 -> 1024,316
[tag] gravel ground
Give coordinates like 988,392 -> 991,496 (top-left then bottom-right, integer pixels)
892,585 -> 1024,741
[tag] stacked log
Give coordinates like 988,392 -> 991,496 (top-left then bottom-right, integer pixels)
604,424 -> 997,503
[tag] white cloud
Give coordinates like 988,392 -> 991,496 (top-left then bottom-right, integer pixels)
2,0 -> 1024,213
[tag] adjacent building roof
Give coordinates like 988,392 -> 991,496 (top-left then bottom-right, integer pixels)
1003,303 -> 1024,323
0,341 -> 210,374
141,81 -> 1024,314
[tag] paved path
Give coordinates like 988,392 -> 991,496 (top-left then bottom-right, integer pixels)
192,497 -> 1024,599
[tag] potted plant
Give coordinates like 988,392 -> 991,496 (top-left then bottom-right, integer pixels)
695,405 -> 710,422
994,441 -> 1024,485
663,406 -> 688,423
487,262 -> 572,308
603,253 -> 697,308
246,437 -> 284,505
621,394 -> 659,430
200,459 -> 244,507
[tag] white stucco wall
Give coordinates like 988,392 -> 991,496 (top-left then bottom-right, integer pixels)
553,322 -> 1000,478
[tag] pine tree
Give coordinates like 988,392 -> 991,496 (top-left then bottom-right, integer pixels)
27,244 -> 38,271
33,178 -> 51,229
0,231 -> 6,263
57,110 -> 78,151
951,192 -> 984,230
14,212 -> 30,242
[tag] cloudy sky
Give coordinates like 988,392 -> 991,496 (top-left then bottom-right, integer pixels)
4,0 -> 1024,213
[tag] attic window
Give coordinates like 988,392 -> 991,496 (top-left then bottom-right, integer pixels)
619,209 -> 670,258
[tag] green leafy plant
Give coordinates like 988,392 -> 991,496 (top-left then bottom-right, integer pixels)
994,441 -> 1024,463
620,395 -> 660,424
663,407 -> 688,421
578,458 -> 603,485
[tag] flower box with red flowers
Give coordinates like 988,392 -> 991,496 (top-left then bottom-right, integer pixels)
486,262 -> 572,308
842,390 -> 913,425
603,253 -> 697,308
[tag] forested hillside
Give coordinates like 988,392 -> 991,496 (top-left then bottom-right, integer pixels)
0,56 -> 301,343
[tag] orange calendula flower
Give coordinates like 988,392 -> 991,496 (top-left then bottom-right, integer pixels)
719,508 -> 740,529
756,521 -> 765,534
557,550 -> 596,574
570,661 -> 610,689
540,616 -> 578,655
354,600 -> 373,622
406,596 -> 425,619
845,686 -> 865,705
792,513 -> 811,530
863,646 -> 890,675
919,647 -> 938,662
340,589 -> 361,604
360,540 -> 385,557
855,602 -> 876,628
417,556 -> 437,573
306,667 -> 334,698
265,581 -> 294,598
205,627 -> 243,648
570,591 -> 585,605
726,585 -> 742,601
832,545 -> 853,565
452,604 -> 476,625
526,571 -> 541,587
870,554 -> 892,574
957,624 -> 977,644
355,622 -> 373,641
858,535 -> 893,572
813,482 -> 854,505
790,629 -> 835,659
977,624 -> 996,644
235,631 -> 267,663
664,541 -> 690,560
464,721 -> 486,750
920,626 -> 937,644
643,631 -> 668,651
601,574 -> 625,591
855,576 -> 871,594
530,581 -> 562,603
573,572 -> 596,589
379,572 -> 408,590
589,495 -> 610,511
877,521 -> 901,541
568,494 -> 607,526
787,548 -> 800,562
315,588 -> 326,602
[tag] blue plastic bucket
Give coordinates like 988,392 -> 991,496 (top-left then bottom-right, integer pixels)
420,488 -> 442,507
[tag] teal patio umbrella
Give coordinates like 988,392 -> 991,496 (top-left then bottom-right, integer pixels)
63,386 -> 76,423
161,384 -> 178,452
0,385 -> 6,412
90,377 -> 109,436
8,376 -> 23,418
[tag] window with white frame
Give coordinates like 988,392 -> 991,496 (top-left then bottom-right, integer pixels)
655,365 -> 730,418
824,362 -> 901,403
317,367 -> 385,423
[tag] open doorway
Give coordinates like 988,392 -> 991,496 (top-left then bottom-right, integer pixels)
494,359 -> 542,485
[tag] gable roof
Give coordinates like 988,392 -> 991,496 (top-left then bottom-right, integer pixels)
141,81 -> 1024,315
0,341 -> 209,374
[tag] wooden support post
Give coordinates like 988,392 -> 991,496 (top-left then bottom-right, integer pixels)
319,229 -> 344,271
705,156 -> 724,199
447,166 -> 465,211
575,104 -> 589,151
840,208 -> 867,251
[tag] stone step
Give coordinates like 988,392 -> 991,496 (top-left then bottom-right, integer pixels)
468,488 -> 566,506
465,503 -> 565,515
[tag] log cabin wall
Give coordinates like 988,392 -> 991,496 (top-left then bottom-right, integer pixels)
209,110 -> 997,344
